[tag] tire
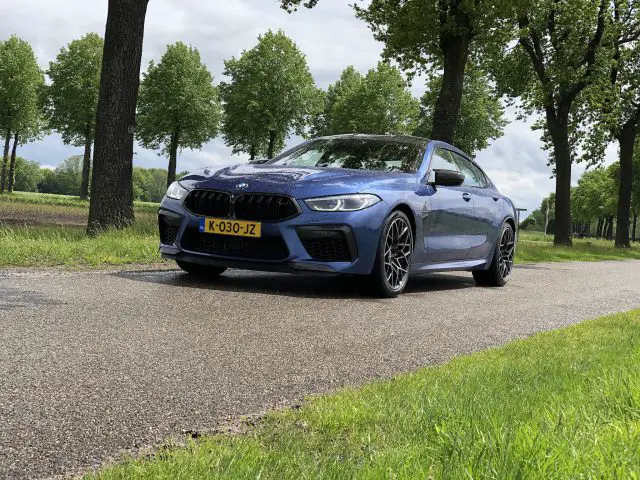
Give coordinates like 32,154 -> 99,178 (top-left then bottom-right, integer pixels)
473,221 -> 515,287
176,260 -> 227,277
369,210 -> 414,297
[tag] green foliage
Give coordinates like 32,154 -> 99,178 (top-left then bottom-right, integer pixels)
137,42 -> 221,161
414,65 -> 506,155
45,33 -> 103,146
313,63 -> 419,137
220,30 -> 321,158
132,167 -> 168,202
355,0 -> 512,76
572,165 -> 618,223
528,193 -> 556,233
38,156 -> 83,196
94,308 -> 640,479
495,0 -> 613,163
13,157 -> 43,192
0,35 -> 44,137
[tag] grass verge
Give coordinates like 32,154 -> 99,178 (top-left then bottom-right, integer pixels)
93,309 -> 640,479
0,219 -> 161,268
517,231 -> 640,263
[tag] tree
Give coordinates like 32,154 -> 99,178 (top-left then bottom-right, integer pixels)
631,145 -> 640,240
313,63 -> 419,137
137,42 -> 221,187
414,64 -> 506,155
46,33 -> 103,200
37,156 -> 83,196
497,0 -> 611,246
581,1 -> 640,247
88,0 -> 150,233
0,36 -> 44,193
13,157 -> 43,192
281,0 -> 512,146
132,166 -> 168,202
571,166 -> 617,237
220,30 -> 321,159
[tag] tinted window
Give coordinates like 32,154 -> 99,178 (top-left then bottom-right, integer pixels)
428,149 -> 460,183
270,138 -> 425,173
451,152 -> 486,187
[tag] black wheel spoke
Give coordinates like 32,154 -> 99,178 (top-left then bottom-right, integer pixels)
498,226 -> 514,280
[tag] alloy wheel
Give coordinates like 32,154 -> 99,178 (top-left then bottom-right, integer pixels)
499,226 -> 515,280
384,216 -> 413,291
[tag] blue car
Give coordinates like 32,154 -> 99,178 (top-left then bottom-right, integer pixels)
159,134 -> 517,297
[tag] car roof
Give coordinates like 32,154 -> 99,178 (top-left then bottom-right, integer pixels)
315,133 -> 429,146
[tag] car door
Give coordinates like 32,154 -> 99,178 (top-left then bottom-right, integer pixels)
423,148 -> 473,264
450,152 -> 501,260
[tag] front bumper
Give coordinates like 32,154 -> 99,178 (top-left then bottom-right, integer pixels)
158,196 -> 386,275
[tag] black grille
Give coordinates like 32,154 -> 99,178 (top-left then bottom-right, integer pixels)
159,215 -> 180,244
181,228 -> 289,261
184,190 -> 231,217
234,194 -> 299,221
298,229 -> 353,262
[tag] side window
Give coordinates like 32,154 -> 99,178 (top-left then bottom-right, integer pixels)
428,149 -> 459,183
451,152 -> 485,188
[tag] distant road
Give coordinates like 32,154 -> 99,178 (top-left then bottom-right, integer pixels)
1,261 -> 640,479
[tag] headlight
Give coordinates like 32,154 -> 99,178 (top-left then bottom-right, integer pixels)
166,181 -> 188,200
304,194 -> 381,212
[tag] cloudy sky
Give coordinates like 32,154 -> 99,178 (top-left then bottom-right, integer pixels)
1,0 -> 617,215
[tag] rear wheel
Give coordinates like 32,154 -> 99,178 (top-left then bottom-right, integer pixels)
370,211 -> 413,297
473,222 -> 515,287
176,260 -> 227,277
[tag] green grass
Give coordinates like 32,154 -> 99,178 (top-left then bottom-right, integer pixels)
93,309 -> 640,479
0,221 -> 161,268
2,190 -> 159,213
0,191 -> 163,267
517,231 -> 640,263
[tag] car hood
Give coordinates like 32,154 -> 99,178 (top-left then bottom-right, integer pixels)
180,164 -> 414,197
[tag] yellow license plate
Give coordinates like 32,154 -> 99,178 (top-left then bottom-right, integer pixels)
199,217 -> 262,238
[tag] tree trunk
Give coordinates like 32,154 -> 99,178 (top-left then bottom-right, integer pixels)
167,128 -> 180,187
267,130 -> 277,159
430,31 -> 471,144
7,132 -> 18,193
614,123 -> 635,248
548,110 -> 573,246
606,215 -> 614,240
250,144 -> 256,161
1,128 -> 10,193
632,208 -> 638,241
596,217 -> 603,238
88,0 -> 150,233
80,125 -> 92,200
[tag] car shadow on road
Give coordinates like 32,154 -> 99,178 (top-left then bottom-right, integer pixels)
115,269 -> 476,299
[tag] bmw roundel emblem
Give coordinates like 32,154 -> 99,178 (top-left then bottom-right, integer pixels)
236,183 -> 248,189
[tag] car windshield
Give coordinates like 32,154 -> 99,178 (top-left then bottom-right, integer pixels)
269,137 -> 426,173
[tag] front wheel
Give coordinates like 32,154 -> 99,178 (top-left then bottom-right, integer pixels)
370,211 -> 414,297
473,222 -> 515,287
176,260 -> 227,277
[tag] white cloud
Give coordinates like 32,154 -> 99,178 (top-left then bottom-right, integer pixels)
2,0 -> 618,215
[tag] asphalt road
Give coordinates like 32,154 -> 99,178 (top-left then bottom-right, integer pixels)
1,261 -> 640,479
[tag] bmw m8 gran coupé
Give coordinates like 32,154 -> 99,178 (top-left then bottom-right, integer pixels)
158,134 -> 517,297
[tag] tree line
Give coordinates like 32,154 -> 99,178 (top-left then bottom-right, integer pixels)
1,0 -> 640,249
9,154 -> 184,203
0,30 -> 504,197
524,154 -> 640,241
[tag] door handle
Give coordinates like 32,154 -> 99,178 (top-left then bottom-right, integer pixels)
462,193 -> 472,202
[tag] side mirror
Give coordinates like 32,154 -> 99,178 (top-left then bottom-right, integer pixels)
432,169 -> 465,187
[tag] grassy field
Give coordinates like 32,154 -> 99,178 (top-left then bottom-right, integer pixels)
517,231 -> 640,262
93,308 -> 640,479
1,191 -> 639,267
0,192 -> 162,267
